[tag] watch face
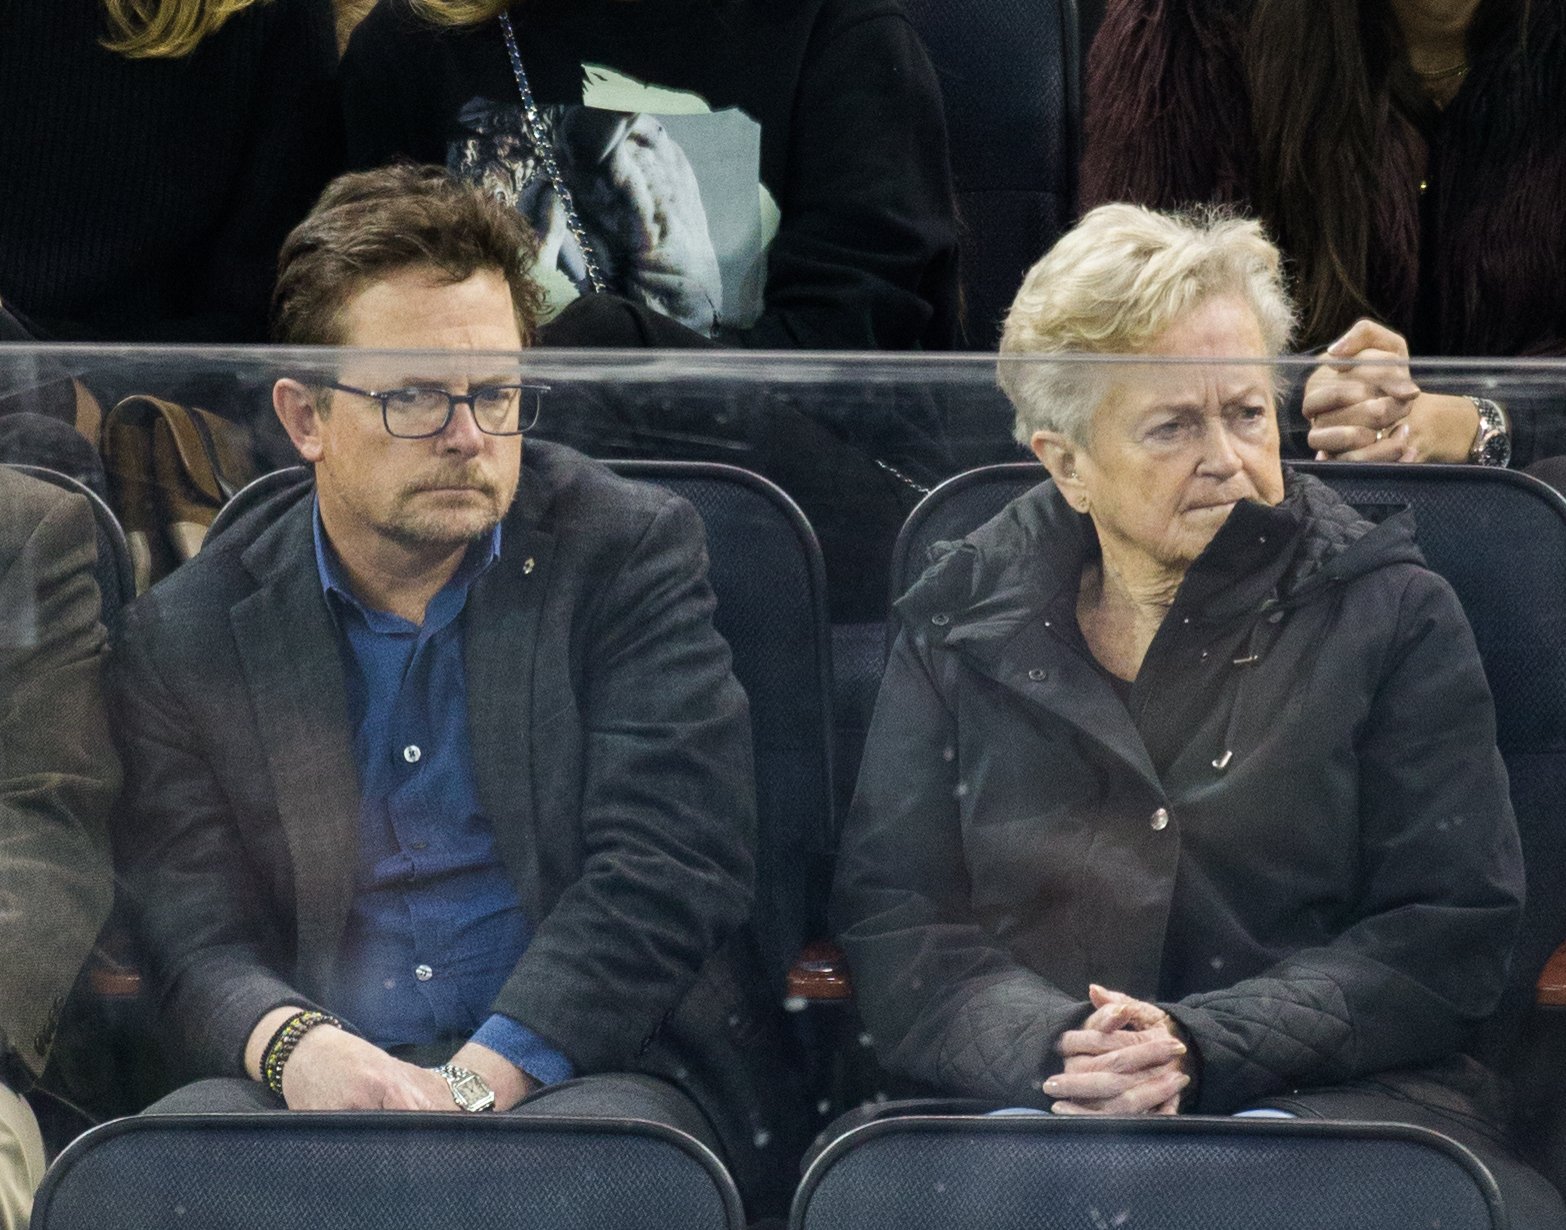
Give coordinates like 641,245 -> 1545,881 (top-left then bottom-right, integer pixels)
448,1071 -> 496,1112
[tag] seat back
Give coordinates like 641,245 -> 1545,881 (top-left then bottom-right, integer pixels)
901,0 -> 1080,349
891,461 -> 1566,1054
33,1113 -> 746,1230
791,1115 -> 1504,1230
205,466 -> 305,542
9,462 -> 135,619
612,461 -> 836,991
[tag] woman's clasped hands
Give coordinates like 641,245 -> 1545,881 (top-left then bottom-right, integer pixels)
1304,319 -> 1482,463
1044,985 -> 1193,1116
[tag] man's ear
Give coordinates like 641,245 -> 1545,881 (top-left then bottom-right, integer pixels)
1031,430 -> 1090,513
273,379 -> 325,463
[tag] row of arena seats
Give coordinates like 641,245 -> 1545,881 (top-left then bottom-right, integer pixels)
32,1108 -> 1515,1229
18,454 -> 1566,1217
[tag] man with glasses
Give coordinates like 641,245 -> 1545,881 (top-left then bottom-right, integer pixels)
109,165 -> 796,1210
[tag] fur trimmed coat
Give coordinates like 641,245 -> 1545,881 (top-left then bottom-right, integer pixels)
1080,0 -> 1566,361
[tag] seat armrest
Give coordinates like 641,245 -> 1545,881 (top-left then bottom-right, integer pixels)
86,943 -> 144,1000
787,941 -> 853,1002
1537,943 -> 1566,1006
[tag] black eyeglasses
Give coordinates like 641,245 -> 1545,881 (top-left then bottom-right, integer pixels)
327,382 -> 548,438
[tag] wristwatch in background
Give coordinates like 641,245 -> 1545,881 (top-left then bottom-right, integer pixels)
1469,397 -> 1512,467
434,1063 -> 496,1112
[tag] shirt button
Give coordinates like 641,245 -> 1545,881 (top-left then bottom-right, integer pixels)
1150,807 -> 1170,831
402,745 -> 422,764
930,613 -> 950,627
414,964 -> 434,982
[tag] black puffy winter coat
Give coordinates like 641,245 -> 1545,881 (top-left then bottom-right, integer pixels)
833,469 -> 1525,1114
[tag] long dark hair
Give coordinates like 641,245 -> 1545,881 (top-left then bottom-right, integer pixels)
1243,0 -> 1531,345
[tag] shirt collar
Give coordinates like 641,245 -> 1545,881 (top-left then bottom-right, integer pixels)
312,497 -> 502,636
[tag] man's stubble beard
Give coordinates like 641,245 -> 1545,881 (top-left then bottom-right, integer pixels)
381,478 -> 517,550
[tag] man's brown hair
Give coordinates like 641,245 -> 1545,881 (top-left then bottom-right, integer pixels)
271,164 -> 545,347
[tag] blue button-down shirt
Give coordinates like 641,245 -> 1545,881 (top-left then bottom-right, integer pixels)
314,504 -> 572,1085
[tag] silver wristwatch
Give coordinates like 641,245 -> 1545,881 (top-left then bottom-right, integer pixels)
434,1063 -> 496,1112
1469,397 -> 1511,467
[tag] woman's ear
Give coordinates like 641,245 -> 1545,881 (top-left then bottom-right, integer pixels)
272,378 -> 326,463
1031,430 -> 1090,513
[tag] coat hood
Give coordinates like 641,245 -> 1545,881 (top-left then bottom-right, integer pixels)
897,467 -> 1426,654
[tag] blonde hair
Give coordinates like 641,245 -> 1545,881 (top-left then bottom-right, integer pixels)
999,204 -> 1297,446
407,0 -> 510,24
101,0 -> 268,59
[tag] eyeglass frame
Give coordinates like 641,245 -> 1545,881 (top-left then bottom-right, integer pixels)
325,380 -> 549,438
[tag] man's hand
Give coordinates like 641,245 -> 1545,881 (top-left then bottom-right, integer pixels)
282,1027 -> 455,1111
243,1007 -> 454,1112
1046,986 -> 1191,1116
1304,319 -> 1479,463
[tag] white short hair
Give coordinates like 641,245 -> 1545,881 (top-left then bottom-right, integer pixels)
999,204 -> 1298,446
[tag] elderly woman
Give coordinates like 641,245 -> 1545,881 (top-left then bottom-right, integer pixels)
831,204 -> 1562,1225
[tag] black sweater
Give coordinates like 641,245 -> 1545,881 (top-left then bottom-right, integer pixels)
0,0 -> 342,342
342,0 -> 960,350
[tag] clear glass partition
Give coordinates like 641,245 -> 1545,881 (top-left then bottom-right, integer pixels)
1,343 -> 1564,1224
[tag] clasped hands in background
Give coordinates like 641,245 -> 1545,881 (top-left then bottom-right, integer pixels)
1305,318 -> 1483,463
1044,985 -> 1193,1116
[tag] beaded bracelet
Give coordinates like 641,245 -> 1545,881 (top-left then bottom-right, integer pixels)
261,1010 -> 342,1097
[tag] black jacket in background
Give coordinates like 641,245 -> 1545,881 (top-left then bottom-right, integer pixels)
834,469 -> 1524,1116
0,0 -> 342,342
342,0 -> 960,350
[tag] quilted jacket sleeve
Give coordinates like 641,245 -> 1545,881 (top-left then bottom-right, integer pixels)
1165,570 -> 1524,1112
831,629 -> 1091,1101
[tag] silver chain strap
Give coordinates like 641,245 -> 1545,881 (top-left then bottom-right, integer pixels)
498,11 -> 609,295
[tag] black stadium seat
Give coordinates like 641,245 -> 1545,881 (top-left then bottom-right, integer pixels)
9,462 -> 135,618
32,1114 -> 746,1230
609,461 -> 837,994
792,1115 -> 1505,1230
901,0 -> 1081,350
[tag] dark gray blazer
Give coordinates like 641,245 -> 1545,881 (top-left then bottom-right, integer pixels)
0,466 -> 116,1079
109,442 -> 796,1194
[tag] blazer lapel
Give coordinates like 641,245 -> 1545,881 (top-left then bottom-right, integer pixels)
231,499 -> 360,996
466,510 -> 556,919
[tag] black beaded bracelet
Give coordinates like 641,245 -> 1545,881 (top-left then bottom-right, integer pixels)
261,1009 -> 341,1097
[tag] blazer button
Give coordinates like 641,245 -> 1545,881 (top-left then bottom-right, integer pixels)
1150,807 -> 1170,831
1027,668 -> 1047,682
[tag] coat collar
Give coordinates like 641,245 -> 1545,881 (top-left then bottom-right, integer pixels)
898,467 -> 1410,659
894,468 -> 1413,794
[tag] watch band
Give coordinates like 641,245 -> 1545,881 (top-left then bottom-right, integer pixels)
434,1063 -> 497,1113
1469,397 -> 1512,467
